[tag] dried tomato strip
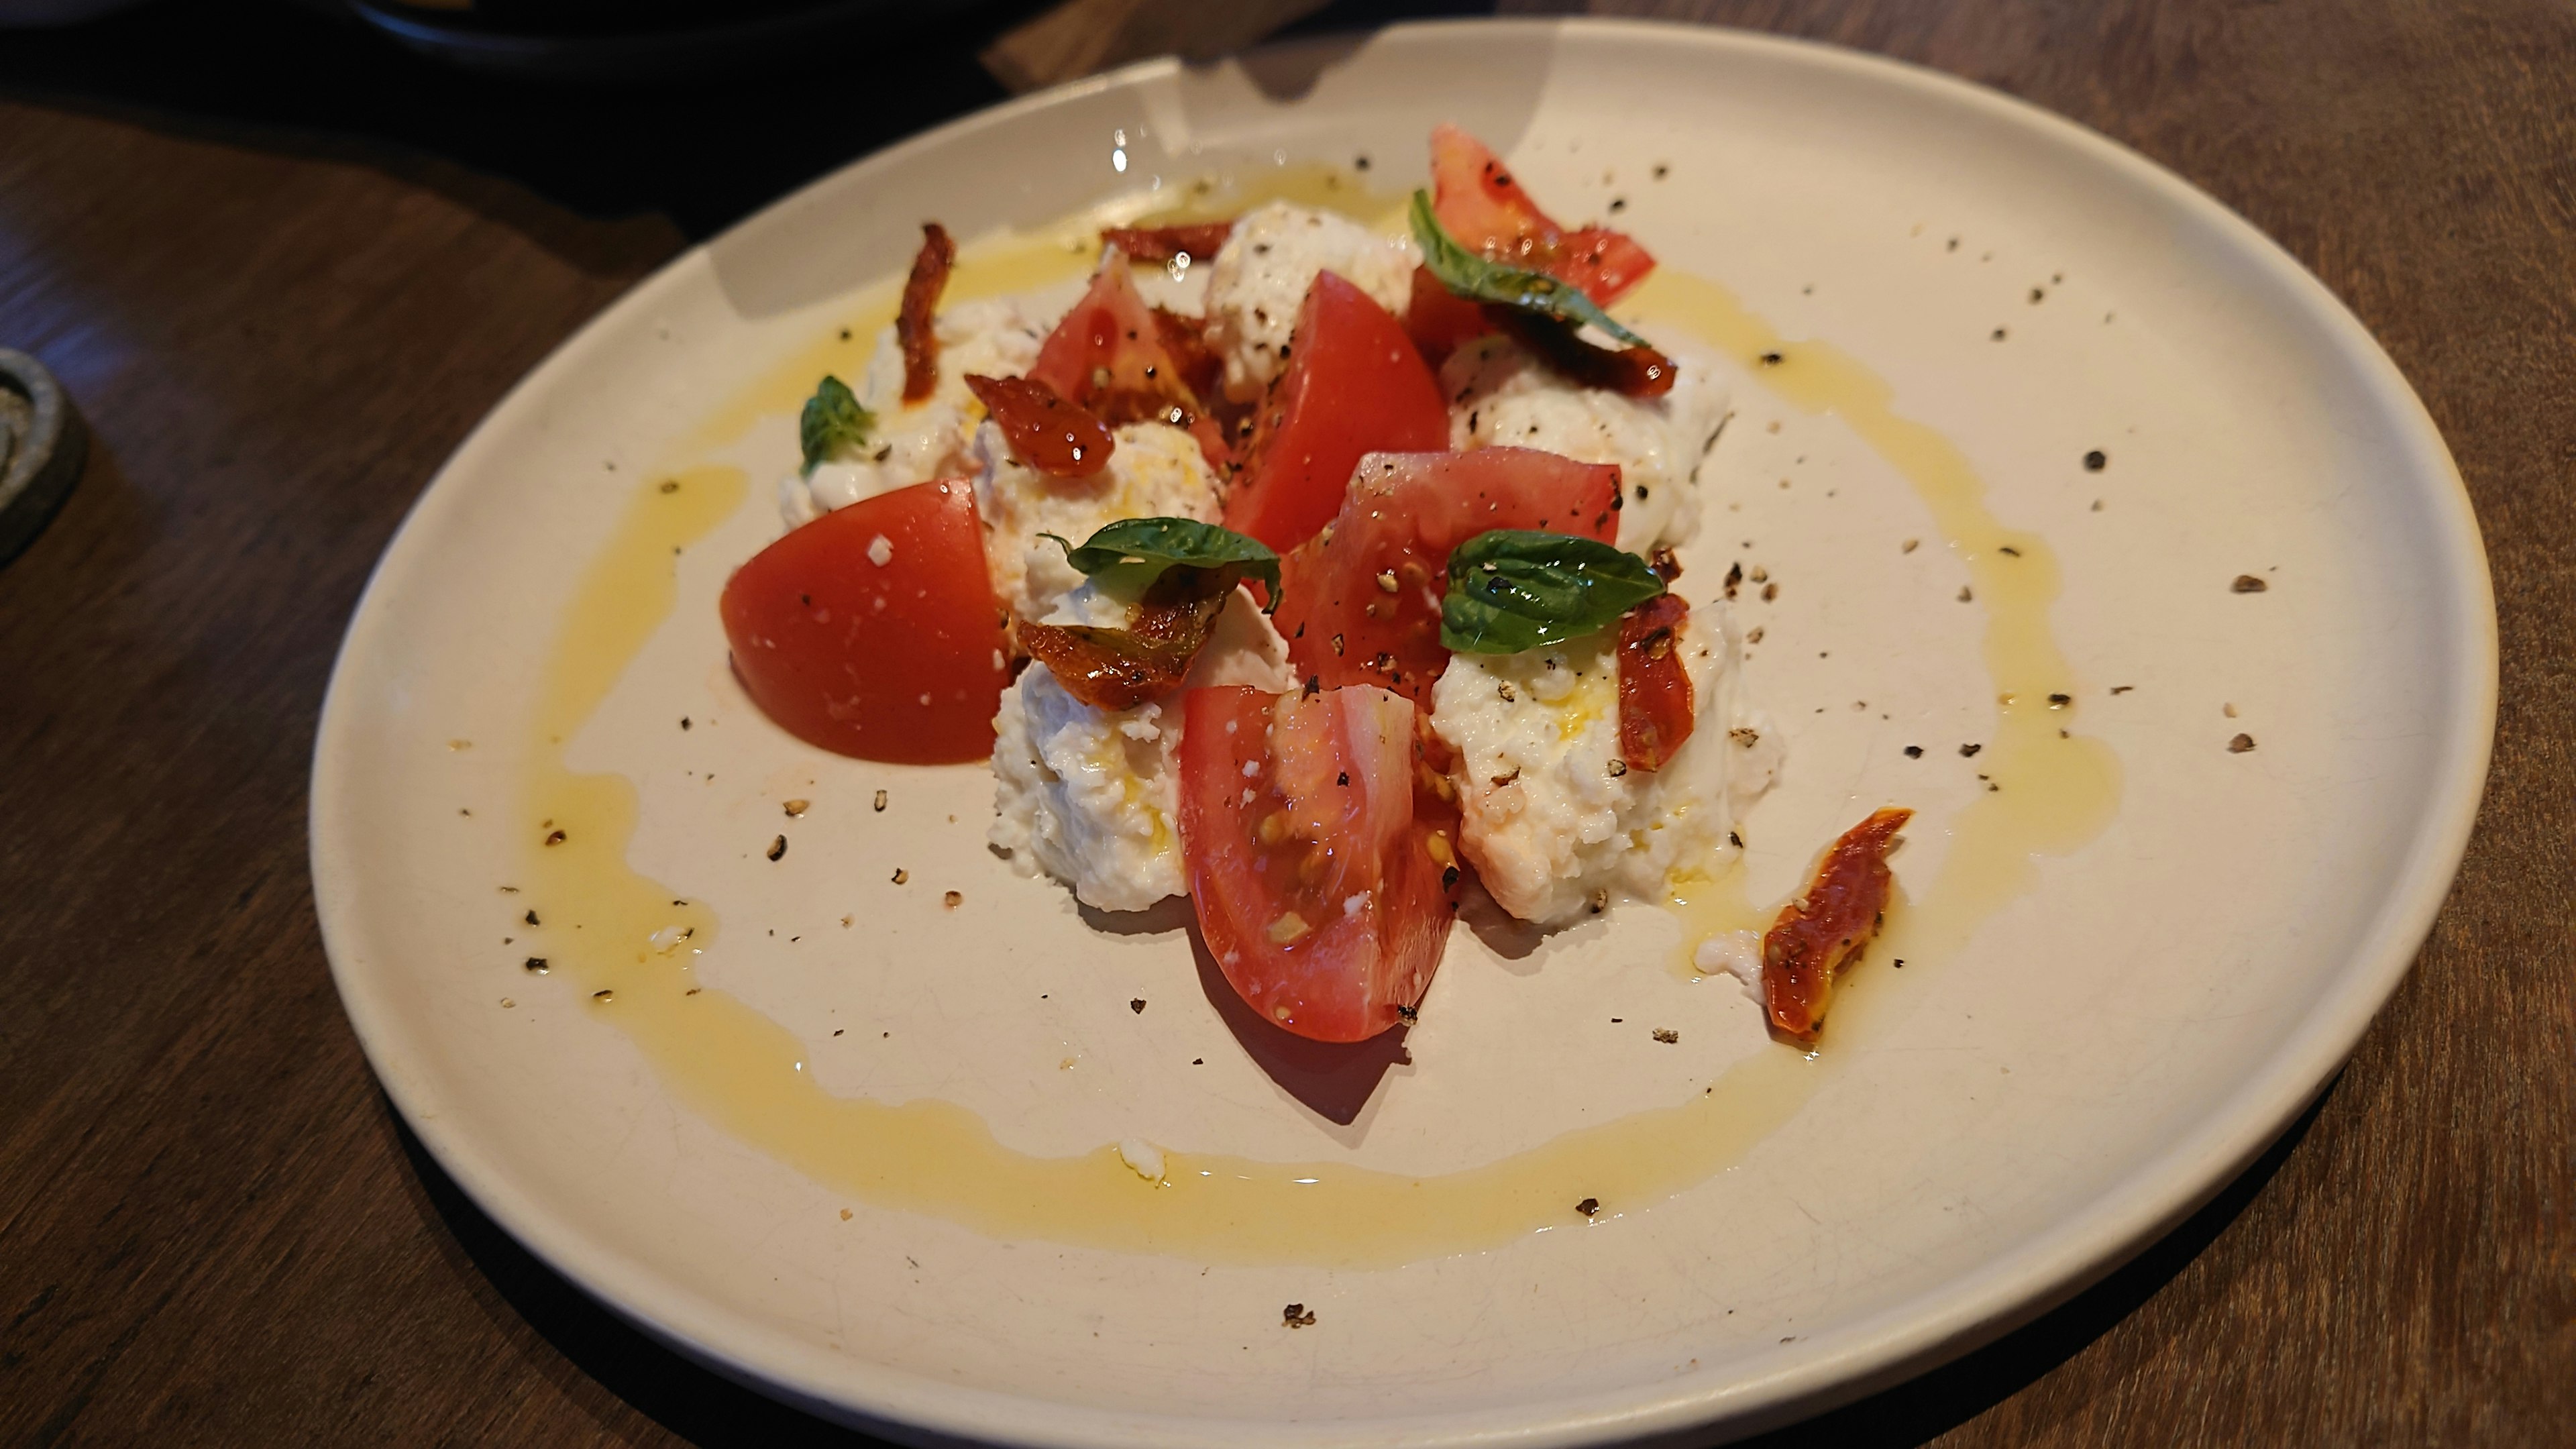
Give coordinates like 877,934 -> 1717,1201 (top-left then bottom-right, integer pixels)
1762,807 -> 1913,1043
897,222 -> 956,404
1491,308 -> 1675,398
963,374 -> 1114,478
1616,594 -> 1695,771
1014,570 -> 1238,711
1101,222 -> 1234,263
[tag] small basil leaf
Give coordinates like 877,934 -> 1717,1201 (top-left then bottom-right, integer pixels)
798,375 -> 875,476
1440,529 -> 1667,654
1043,517 -> 1282,612
1409,190 -> 1648,349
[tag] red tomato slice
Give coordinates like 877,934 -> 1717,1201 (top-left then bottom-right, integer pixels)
1221,270 -> 1448,553
1273,449 -> 1623,704
718,479 -> 1010,765
1616,593 -> 1695,771
1402,262 -> 1492,368
1428,123 -> 1656,306
1179,685 -> 1462,1042
1027,254 -> 1199,425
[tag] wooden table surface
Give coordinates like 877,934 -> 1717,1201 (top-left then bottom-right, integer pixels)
2,1 -> 2567,1443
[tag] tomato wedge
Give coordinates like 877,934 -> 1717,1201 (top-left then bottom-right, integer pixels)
1616,594 -> 1695,771
1428,123 -> 1656,306
1273,449 -> 1623,704
1027,254 -> 1233,468
1222,270 -> 1448,553
1403,262 -> 1492,368
1179,684 -> 1462,1042
718,479 -> 1010,765
1762,808 -> 1914,1042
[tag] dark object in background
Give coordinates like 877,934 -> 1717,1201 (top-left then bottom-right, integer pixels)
343,0 -> 996,80
0,350 -> 87,569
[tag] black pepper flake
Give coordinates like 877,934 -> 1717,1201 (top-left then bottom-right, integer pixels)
525,909 -> 540,926
1576,1197 -> 1601,1218
1396,1003 -> 1419,1021
1652,1028 -> 1680,1044
1337,771 -> 1349,786
2229,733 -> 2257,753
1757,350 -> 1784,366
1283,1304 -> 1316,1328
1893,958 -> 1907,969
1998,545 -> 2021,557
2232,574 -> 2269,593
524,957 -> 547,973
1904,745 -> 1924,758
680,716 -> 692,730
1729,830 -> 1743,848
2083,449 -> 2108,472
592,989 -> 613,1002
767,835 -> 788,861
1723,561 -> 1743,599
543,829 -> 567,846
1960,743 -> 1984,757
891,867 -> 908,884
1991,327 -> 2008,341
2047,692 -> 2072,707
657,479 -> 680,494
2110,684 -> 2135,695
1442,865 -> 1460,892
1130,998 -> 1146,1014
873,789 -> 889,812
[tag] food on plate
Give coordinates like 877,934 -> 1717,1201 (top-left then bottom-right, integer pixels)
1760,808 -> 1913,1041
1426,122 -> 1655,306
718,478 -> 1011,765
896,223 -> 957,402
1202,200 -> 1419,400
1179,684 -> 1463,1042
721,123 -> 1908,1044
1220,270 -> 1449,551
1275,449 -> 1623,703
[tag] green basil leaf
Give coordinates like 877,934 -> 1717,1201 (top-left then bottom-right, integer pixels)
1041,517 -> 1282,612
1408,190 -> 1649,349
1440,529 -> 1666,654
798,375 -> 875,476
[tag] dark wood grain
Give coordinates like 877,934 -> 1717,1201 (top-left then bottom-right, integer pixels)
0,1 -> 2566,1445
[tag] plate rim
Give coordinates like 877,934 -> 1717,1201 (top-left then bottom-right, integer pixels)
309,16 -> 2498,1447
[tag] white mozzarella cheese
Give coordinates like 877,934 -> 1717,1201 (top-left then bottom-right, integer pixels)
777,297 -> 1046,527
1441,333 -> 1731,553
990,588 -> 1293,913
1428,606 -> 1779,927
1202,201 -> 1419,402
973,419 -> 1223,621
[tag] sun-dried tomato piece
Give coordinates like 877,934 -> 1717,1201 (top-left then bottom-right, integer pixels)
1015,570 -> 1240,711
963,374 -> 1114,478
1102,222 -> 1234,263
1616,594 -> 1695,771
1762,808 -> 1913,1042
1493,309 -> 1674,398
897,222 -> 956,404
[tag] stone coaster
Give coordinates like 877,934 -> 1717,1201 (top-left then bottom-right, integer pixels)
0,348 -> 87,567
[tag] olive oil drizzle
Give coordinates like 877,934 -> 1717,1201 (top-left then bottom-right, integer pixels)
521,205 -> 2118,1271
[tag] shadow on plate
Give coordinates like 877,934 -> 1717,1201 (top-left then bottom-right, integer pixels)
390,1078 -> 2330,1448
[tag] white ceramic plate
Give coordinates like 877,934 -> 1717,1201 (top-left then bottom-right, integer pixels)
311,19 -> 2493,1448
